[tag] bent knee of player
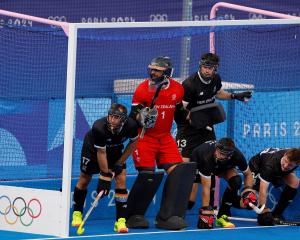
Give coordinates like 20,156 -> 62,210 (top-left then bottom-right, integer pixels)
284,174 -> 299,188
115,172 -> 127,185
182,157 -> 190,163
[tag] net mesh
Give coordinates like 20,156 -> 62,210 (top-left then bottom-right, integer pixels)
1,21 -> 300,184
0,23 -> 67,185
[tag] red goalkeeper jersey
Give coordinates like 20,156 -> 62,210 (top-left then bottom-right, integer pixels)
132,78 -> 184,138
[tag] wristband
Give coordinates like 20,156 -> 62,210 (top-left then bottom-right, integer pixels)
101,171 -> 113,178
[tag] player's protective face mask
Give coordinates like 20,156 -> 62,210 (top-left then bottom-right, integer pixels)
214,147 -> 234,162
215,151 -> 230,162
148,68 -> 167,87
148,69 -> 168,91
107,114 -> 125,134
200,65 -> 216,77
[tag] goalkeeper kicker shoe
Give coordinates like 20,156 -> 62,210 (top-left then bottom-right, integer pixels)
216,215 -> 235,228
72,211 -> 83,227
114,218 -> 129,233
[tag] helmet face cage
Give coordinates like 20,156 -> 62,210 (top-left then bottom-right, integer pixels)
148,56 -> 173,84
215,141 -> 235,159
199,54 -> 219,84
107,104 -> 128,134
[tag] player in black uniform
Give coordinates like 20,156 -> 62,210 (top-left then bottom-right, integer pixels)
175,53 -> 252,209
71,103 -> 138,233
249,147 -> 300,226
191,138 -> 256,229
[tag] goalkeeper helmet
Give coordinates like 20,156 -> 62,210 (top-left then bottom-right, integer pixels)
148,56 -> 173,84
107,103 -> 128,134
215,138 -> 235,160
199,53 -> 219,84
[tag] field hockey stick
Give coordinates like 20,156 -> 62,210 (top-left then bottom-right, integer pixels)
249,202 -> 265,214
140,81 -> 166,139
227,216 -> 300,226
213,203 -> 265,221
77,172 -> 115,235
77,190 -> 104,235
273,218 -> 300,226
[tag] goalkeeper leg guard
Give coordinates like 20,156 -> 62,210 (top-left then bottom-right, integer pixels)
126,171 -> 164,228
155,162 -> 196,230
273,185 -> 297,217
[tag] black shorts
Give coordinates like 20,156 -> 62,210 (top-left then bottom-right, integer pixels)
176,124 -> 216,158
80,137 -> 125,175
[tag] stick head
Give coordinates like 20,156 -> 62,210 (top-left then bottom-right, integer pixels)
249,202 -> 265,214
77,226 -> 85,235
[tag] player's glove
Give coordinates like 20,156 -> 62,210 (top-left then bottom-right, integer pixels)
113,162 -> 124,176
139,106 -> 158,129
257,209 -> 274,226
231,91 -> 252,102
97,172 -> 113,197
241,189 -> 258,209
197,206 -> 214,229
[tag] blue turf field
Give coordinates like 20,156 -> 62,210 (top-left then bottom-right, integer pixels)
1,215 -> 300,240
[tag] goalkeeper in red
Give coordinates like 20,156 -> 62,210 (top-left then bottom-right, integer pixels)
126,56 -> 196,230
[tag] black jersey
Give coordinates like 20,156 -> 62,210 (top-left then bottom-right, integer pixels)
175,71 -> 222,127
183,71 -> 222,110
249,148 -> 298,184
191,140 -> 248,177
85,117 -> 138,154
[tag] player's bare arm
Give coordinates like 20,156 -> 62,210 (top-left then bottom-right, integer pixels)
258,180 -> 269,206
216,89 -> 232,100
201,176 -> 212,207
116,139 -> 137,166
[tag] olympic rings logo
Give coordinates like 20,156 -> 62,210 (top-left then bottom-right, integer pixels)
0,195 -> 42,226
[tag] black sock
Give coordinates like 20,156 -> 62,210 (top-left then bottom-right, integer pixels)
73,187 -> 87,213
273,185 -> 297,217
115,188 -> 128,220
217,187 -> 238,218
210,175 -> 215,207
187,200 -> 195,210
